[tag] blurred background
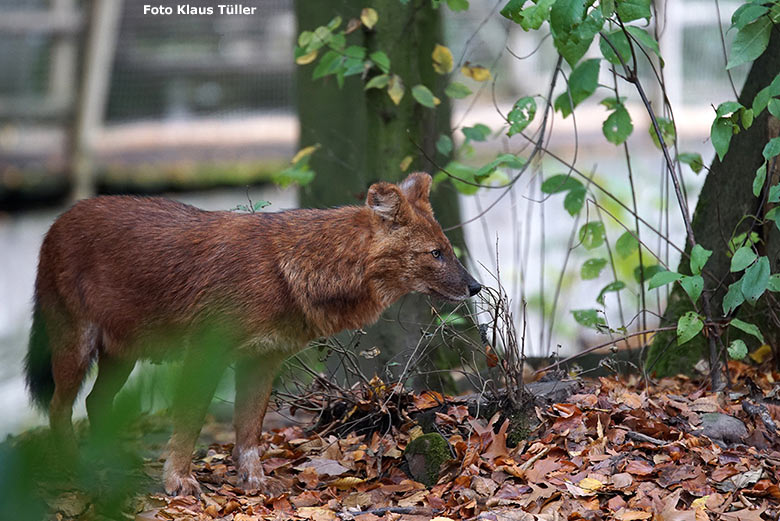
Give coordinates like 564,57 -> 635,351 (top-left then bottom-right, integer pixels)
0,0 -> 745,435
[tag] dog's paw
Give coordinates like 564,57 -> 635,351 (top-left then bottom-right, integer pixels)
238,474 -> 285,497
164,470 -> 201,497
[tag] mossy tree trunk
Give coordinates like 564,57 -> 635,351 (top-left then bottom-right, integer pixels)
294,0 -> 465,389
647,31 -> 780,376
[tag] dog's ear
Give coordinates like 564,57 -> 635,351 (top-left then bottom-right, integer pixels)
366,182 -> 411,222
399,172 -> 432,203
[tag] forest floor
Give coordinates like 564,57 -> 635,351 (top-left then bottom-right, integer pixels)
5,360 -> 780,521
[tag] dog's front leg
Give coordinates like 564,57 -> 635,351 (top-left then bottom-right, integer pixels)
233,353 -> 282,493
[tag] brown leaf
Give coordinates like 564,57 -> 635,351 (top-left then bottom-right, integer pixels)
294,458 -> 349,477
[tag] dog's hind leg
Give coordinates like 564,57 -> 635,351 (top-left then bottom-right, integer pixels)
86,345 -> 135,437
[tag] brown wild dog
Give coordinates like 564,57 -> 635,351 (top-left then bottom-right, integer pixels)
25,172 -> 480,496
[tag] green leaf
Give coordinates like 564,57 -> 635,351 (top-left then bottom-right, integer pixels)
597,280 -> 625,305
541,174 -> 583,194
615,231 -> 638,259
753,163 -> 767,197
462,124 -> 491,142
770,185 -> 780,203
370,51 -> 391,73
648,269 -> 682,289
579,221 -> 606,250
552,6 -> 604,67
599,29 -> 630,66
603,103 -> 633,145
732,3 -> 768,30
411,84 -> 440,108
501,0 -> 555,30
723,281 -> 745,314
634,264 -> 663,284
625,26 -> 659,55
728,339 -> 748,360
678,152 -> 703,174
312,50 -> 341,80
742,107 -> 755,129
445,82 -> 472,99
446,0 -> 469,12
442,162 -> 480,195
731,318 -> 765,344
690,244 -> 713,275
572,308 -> 605,329
715,101 -> 743,117
711,117 -> 733,161
436,134 -> 453,156
616,0 -> 651,22
564,185 -> 587,215
769,274 -> 780,292
768,98 -> 780,120
677,311 -> 704,345
730,246 -> 757,272
767,207 -> 780,231
727,17 -> 772,70
648,117 -> 675,149
581,257 -> 608,280
554,58 -> 600,117
365,74 -> 390,90
753,86 -> 771,115
507,96 -> 537,136
742,255 -> 770,305
549,0 -> 585,35
679,275 -> 704,303
475,153 -> 526,177
763,137 -> 780,160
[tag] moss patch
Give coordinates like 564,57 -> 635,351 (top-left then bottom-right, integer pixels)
402,433 -> 450,487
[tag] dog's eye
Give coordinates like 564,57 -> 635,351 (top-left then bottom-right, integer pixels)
431,249 -> 441,259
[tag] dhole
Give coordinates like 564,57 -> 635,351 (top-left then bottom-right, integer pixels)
25,173 -> 480,495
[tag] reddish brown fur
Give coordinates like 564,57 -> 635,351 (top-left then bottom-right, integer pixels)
28,172 -> 479,495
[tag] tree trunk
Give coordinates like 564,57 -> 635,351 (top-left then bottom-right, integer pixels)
647,30 -> 780,376
294,0 -> 465,390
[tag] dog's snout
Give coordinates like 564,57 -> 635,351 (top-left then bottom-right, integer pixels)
468,281 -> 482,296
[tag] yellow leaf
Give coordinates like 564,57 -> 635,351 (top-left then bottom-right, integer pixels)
330,476 -> 366,490
432,44 -> 454,74
360,7 -> 378,29
291,144 -> 320,164
750,344 -> 772,363
578,477 -> 604,492
408,425 -> 423,440
296,50 -> 318,65
461,63 -> 491,82
691,496 -> 709,509
387,74 -> 404,105
400,155 -> 413,172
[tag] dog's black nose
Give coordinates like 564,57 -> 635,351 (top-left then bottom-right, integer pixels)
468,281 -> 482,296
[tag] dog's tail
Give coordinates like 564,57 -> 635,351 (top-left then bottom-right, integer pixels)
25,302 -> 55,412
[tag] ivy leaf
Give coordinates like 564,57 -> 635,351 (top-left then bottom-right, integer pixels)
715,101 -> 743,117
753,86 -> 771,115
312,50 -> 341,80
616,231 -> 639,259
768,207 -> 780,231
370,51 -> 391,73
770,185 -> 780,203
723,281 -> 745,314
365,74 -> 390,90
730,246 -> 757,272
581,258 -> 608,280
554,58 -> 600,117
731,318 -> 765,344
572,309 -> 605,329
648,117 -> 676,149
445,82 -> 472,99
616,0 -> 651,22
727,17 -> 772,70
741,255 -> 770,305
763,137 -> 780,161
678,152 -> 704,174
597,280 -> 625,305
602,103 -> 633,145
679,275 -> 704,303
541,174 -> 583,193
432,44 -> 454,74
677,311 -> 704,345
412,84 -> 440,108
711,117 -> 733,161
462,124 -> 491,142
564,185 -> 586,215
769,274 -> 780,292
579,221 -> 606,250
768,98 -> 780,120
507,96 -> 537,136
728,339 -> 748,360
753,163 -> 767,196
436,134 -> 453,156
648,269 -> 682,289
690,244 -> 713,275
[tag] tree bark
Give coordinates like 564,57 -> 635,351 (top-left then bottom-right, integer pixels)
647,30 -> 780,376
294,0 -> 466,389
